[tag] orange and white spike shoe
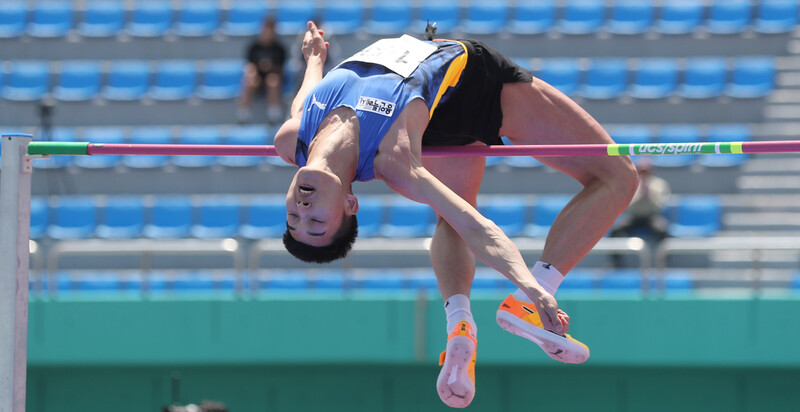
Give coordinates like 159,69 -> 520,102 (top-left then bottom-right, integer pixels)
496,293 -> 590,364
436,321 -> 477,408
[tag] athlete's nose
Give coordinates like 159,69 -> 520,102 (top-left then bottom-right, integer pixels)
297,200 -> 310,208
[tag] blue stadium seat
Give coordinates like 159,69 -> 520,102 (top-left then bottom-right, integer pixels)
600,269 -> 642,291
149,60 -> 197,101
706,0 -> 751,34
53,60 -> 101,101
322,1 -> 365,35
47,196 -> 97,239
479,199 -> 527,237
792,273 -> 800,291
143,196 -> 193,238
30,198 -> 48,240
754,0 -> 799,34
239,196 -> 286,239
126,1 -> 172,37
122,126 -> 172,169
558,0 -> 605,35
218,125 -> 270,167
525,195 -> 570,237
197,60 -> 243,100
74,126 -> 125,169
559,270 -> 595,291
497,137 -> 542,168
380,198 -> 434,238
275,1 -> 315,36
462,1 -> 509,35
414,0 -> 460,34
725,57 -> 775,99
169,271 -> 226,292
2,61 -> 50,101
33,127 -> 75,169
0,2 -> 27,38
655,1 -> 703,35
359,270 -> 406,291
356,197 -> 383,238
678,57 -> 727,99
536,59 -> 581,96
221,1 -> 266,37
102,60 -> 150,101
258,270 -> 309,291
364,1 -> 412,35
628,58 -> 678,99
579,58 -> 628,99
171,126 -> 220,167
173,1 -> 220,37
668,195 -> 721,237
699,124 -> 751,168
607,0 -> 653,35
96,197 -> 145,239
652,269 -> 694,292
407,269 -> 438,292
609,125 -> 652,145
78,1 -> 125,37
313,270 -> 346,291
508,1 -> 555,35
473,268 -> 505,290
191,197 -> 241,238
57,271 -> 138,293
26,1 -> 73,38
651,124 -> 700,167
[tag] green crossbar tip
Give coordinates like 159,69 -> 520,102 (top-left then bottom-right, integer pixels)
27,142 -> 89,156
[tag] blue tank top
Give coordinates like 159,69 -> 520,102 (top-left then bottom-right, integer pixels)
296,39 -> 467,182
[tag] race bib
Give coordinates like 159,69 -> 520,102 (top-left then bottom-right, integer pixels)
336,35 -> 437,78
355,96 -> 395,117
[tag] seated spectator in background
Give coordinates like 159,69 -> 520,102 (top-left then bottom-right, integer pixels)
238,18 -> 287,124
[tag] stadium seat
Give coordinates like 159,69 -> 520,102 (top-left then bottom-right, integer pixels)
171,126 -> 220,167
651,124 -> 701,167
678,57 -> 727,99
380,198 -> 434,238
313,270 -> 346,291
122,126 -> 172,169
47,196 -> 97,239
413,0 -> 460,34
30,198 -> 48,240
239,196 -> 286,239
2,61 -> 50,101
191,197 -> 241,238
275,1 -> 315,36
78,1 -> 125,37
462,1 -> 509,35
653,269 -> 694,292
558,0 -> 605,35
322,1 -> 365,35
32,127 -> 75,169
0,2 -> 27,38
96,197 -> 145,239
628,58 -> 678,99
102,60 -> 150,101
197,60 -> 243,100
143,196 -> 194,238
579,58 -> 628,99
668,195 -> 721,237
407,270 -> 438,292
52,60 -> 101,101
754,0 -> 799,34
609,124 -> 652,145
525,195 -> 571,237
218,125 -> 270,167
706,0 -> 751,34
792,273 -> 800,291
607,0 -> 653,35
258,270 -> 309,291
364,1 -> 412,35
497,136 -> 542,168
725,57 -> 775,99
508,0 -> 555,35
473,268 -> 505,290
359,270 -> 406,291
655,1 -> 703,35
559,270 -> 595,291
479,199 -> 527,237
126,1 -> 172,37
600,269 -> 642,291
220,1 -> 267,37
536,59 -> 581,96
149,60 -> 197,101
26,1 -> 73,38
57,271 -> 135,293
74,126 -> 125,169
355,197 -> 383,238
698,124 -> 751,168
173,1 -> 220,37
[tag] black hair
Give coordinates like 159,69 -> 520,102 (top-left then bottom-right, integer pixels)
283,215 -> 358,263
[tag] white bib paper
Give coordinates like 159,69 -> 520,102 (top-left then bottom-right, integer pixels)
336,35 -> 437,78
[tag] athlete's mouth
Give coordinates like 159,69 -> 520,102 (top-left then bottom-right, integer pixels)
299,185 -> 315,194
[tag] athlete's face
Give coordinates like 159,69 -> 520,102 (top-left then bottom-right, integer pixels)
285,167 -> 357,246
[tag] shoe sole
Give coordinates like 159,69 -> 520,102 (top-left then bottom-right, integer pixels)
436,335 -> 475,408
496,309 -> 589,364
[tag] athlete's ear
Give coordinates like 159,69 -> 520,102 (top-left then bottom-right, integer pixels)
344,194 -> 359,216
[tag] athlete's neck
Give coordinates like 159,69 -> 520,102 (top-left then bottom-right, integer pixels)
306,107 -> 360,186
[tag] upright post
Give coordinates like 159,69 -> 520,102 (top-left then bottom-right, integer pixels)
0,133 -> 33,412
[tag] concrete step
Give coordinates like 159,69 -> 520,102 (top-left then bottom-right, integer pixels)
723,212 -> 800,230
737,175 -> 800,193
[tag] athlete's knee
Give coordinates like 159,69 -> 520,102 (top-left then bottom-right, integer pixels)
605,156 -> 639,201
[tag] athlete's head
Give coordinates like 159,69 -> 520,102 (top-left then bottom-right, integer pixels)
283,167 -> 359,263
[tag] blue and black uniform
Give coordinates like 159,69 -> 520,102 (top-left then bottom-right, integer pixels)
296,38 -> 532,182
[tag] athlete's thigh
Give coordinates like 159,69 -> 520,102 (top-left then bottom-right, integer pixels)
422,144 -> 485,208
498,79 -> 634,185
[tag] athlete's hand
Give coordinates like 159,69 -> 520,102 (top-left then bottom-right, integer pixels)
302,21 -> 329,64
524,287 -> 570,334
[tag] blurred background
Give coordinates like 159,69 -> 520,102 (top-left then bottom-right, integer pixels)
1,0 -> 800,410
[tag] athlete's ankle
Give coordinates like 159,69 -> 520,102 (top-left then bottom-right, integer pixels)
444,294 -> 477,334
513,261 -> 564,302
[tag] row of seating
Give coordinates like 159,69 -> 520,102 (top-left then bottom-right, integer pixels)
29,194 -> 722,241
0,55 -> 775,102
0,0 -> 796,39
